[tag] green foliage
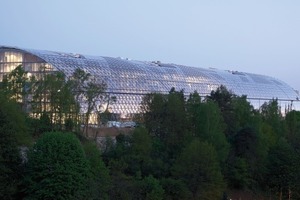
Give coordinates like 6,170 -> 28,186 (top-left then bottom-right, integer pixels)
2,77 -> 300,199
126,127 -> 153,176
131,127 -> 152,156
24,132 -> 89,199
64,117 -> 75,132
0,92 -> 30,145
142,88 -> 190,160
226,140 -> 267,191
26,112 -> 52,137
139,175 -> 164,200
147,138 -> 170,178
32,72 -> 78,130
213,90 -> 271,191
285,110 -> 300,149
261,99 -> 284,137
0,92 -> 30,199
208,85 -> 235,136
1,65 -> 30,106
226,157 -> 250,189
141,92 -> 167,138
226,124 -> 269,190
172,139 -> 225,199
231,95 -> 259,132
109,175 -> 164,200
83,141 -> 111,200
164,88 -> 188,148
161,178 -> 192,200
266,138 -> 299,197
209,85 -> 234,113
187,93 -> 229,163
233,127 -> 258,159
70,68 -> 114,135
109,174 -> 138,200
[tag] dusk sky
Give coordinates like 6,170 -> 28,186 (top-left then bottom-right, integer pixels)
1,0 -> 300,91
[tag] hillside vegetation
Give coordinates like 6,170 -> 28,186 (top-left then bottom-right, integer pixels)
1,67 -> 300,199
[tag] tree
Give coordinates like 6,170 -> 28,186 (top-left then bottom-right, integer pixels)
138,175 -> 164,200
69,68 -> 113,135
227,126 -> 267,189
186,92 -> 229,164
124,127 -> 153,177
172,140 -> 225,199
281,110 -> 300,199
141,88 -> 189,159
163,88 -> 188,151
83,141 -> 111,200
0,92 -> 30,199
24,132 -> 89,199
32,72 -> 78,130
0,65 -> 34,112
68,68 -> 91,129
141,92 -> 167,138
260,99 -> 284,138
161,178 -> 192,200
231,95 -> 259,132
226,156 -> 250,189
29,111 -> 52,136
285,110 -> 300,149
266,138 -> 298,199
222,96 -> 270,190
208,85 -> 235,136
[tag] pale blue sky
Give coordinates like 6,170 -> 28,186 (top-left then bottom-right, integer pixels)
1,0 -> 300,90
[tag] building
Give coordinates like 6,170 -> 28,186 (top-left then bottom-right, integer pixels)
0,45 -> 299,120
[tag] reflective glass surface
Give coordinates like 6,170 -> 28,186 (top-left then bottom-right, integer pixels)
1,46 -> 299,116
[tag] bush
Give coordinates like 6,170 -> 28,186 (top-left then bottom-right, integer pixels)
24,132 -> 89,199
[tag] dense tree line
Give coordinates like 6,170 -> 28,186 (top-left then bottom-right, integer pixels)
101,87 -> 300,199
0,66 -> 112,199
1,66 -> 300,199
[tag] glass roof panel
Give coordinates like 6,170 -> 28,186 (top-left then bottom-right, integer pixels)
1,46 -> 299,114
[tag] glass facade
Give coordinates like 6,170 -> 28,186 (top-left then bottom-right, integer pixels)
0,45 -> 299,118
0,47 -> 56,81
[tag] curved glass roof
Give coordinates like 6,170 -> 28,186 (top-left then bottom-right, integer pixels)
0,46 -> 299,115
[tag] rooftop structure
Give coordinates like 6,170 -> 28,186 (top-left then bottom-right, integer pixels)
0,45 -> 299,119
